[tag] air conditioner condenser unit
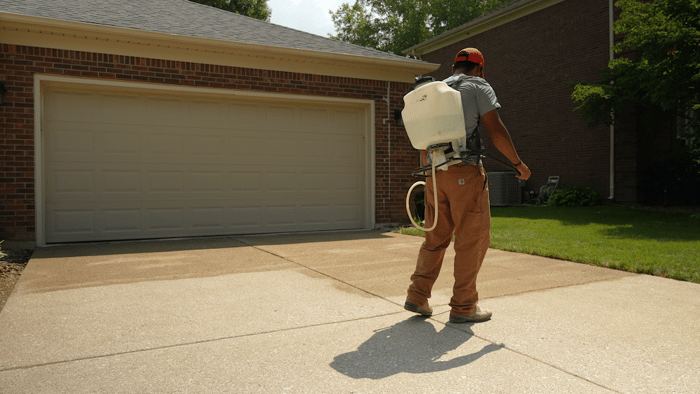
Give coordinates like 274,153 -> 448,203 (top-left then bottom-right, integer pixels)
487,171 -> 522,206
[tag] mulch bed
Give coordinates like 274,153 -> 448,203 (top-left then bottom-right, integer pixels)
0,249 -> 33,312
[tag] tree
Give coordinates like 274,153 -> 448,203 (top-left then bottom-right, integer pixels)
189,0 -> 271,21
571,0 -> 700,204
571,0 -> 699,135
329,0 -> 512,55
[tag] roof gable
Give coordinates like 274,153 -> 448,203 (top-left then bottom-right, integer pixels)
1,0 -> 438,81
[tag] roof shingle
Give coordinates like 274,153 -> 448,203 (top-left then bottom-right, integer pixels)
2,0 -> 424,64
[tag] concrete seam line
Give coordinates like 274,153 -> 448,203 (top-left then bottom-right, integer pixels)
0,312 -> 407,373
234,238 -> 402,307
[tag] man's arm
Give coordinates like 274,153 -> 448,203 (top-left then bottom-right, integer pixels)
481,109 -> 531,180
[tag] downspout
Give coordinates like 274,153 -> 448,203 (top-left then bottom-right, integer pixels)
384,82 -> 391,220
608,0 -> 615,200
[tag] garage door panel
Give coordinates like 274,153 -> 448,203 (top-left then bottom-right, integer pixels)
49,163 -> 142,198
146,129 -> 186,158
189,207 -> 226,230
132,97 -> 187,127
97,94 -> 142,125
103,209 -> 142,234
229,135 -> 271,159
299,205 -> 331,225
227,103 -> 263,128
100,128 -> 143,160
334,204 -> 363,224
147,170 -> 185,194
263,106 -> 297,130
47,166 -> 363,200
51,169 -> 96,196
188,100 -> 229,129
227,206 -> 264,230
43,83 -> 370,243
266,138 -> 301,159
189,171 -> 226,193
300,139 -> 335,159
336,137 -> 363,159
44,90 -> 95,122
266,205 -> 299,226
298,108 -> 330,130
147,207 -> 186,232
102,170 -> 142,195
229,172 -> 265,192
46,122 -> 95,158
49,209 -> 96,237
46,204 -> 364,243
299,173 -> 331,191
332,109 -> 363,131
189,135 -> 228,160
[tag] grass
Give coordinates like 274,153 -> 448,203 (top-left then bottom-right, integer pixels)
398,204 -> 700,284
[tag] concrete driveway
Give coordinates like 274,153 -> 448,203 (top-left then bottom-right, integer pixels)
1,231 -> 698,393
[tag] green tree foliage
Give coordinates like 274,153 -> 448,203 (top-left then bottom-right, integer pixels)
571,0 -> 699,135
329,0 -> 512,55
189,0 -> 271,21
571,0 -> 700,204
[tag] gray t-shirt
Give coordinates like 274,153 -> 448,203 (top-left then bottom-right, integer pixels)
442,73 -> 501,139
424,74 -> 501,166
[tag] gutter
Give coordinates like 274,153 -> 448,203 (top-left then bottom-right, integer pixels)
608,0 -> 615,200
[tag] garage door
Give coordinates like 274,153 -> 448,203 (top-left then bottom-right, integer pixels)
41,82 -> 371,243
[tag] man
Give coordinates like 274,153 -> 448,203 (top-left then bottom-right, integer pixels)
404,48 -> 531,323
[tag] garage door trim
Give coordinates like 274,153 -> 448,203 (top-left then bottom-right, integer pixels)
34,74 -> 376,246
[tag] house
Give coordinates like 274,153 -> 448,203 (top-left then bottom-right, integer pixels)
0,0 -> 437,246
405,0 -> 630,203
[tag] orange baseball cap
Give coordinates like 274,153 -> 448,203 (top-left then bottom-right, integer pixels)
454,47 -> 484,77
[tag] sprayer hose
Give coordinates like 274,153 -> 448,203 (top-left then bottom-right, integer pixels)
406,153 -> 439,232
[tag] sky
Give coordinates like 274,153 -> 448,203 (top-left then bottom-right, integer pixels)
267,0 -> 348,38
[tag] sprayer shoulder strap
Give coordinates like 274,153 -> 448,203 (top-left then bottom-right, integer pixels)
445,77 -> 485,165
444,74 -> 471,89
445,77 -> 481,135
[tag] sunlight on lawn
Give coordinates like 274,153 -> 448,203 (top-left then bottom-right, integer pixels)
399,205 -> 700,283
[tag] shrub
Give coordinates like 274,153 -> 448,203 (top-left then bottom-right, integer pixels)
548,186 -> 602,207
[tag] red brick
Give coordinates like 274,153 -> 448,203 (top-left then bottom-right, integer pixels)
420,0 -> 612,198
0,43 -> 413,241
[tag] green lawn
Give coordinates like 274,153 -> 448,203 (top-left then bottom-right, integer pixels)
399,205 -> 700,284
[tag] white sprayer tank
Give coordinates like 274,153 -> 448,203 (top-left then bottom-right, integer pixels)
401,81 -> 466,150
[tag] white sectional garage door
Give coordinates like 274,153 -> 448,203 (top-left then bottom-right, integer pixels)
41,82 -> 371,243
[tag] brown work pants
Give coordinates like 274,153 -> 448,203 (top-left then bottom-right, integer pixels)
406,163 -> 491,317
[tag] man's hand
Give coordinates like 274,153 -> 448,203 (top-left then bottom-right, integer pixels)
514,162 -> 531,180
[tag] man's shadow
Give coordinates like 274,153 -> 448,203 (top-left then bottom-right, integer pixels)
330,315 -> 502,379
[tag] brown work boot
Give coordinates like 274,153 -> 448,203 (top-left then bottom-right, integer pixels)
449,305 -> 492,323
404,301 -> 433,316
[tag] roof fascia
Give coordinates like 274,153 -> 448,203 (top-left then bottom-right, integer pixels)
1,13 -> 438,83
403,0 -> 565,57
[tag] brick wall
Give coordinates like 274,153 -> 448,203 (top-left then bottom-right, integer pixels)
420,0 -> 614,200
0,44 -> 416,241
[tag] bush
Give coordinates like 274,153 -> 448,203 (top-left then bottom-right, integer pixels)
548,186 -> 602,207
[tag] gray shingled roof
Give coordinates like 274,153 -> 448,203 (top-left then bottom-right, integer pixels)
2,0 -> 423,64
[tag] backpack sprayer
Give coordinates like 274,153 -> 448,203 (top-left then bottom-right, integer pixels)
402,76 -> 475,232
